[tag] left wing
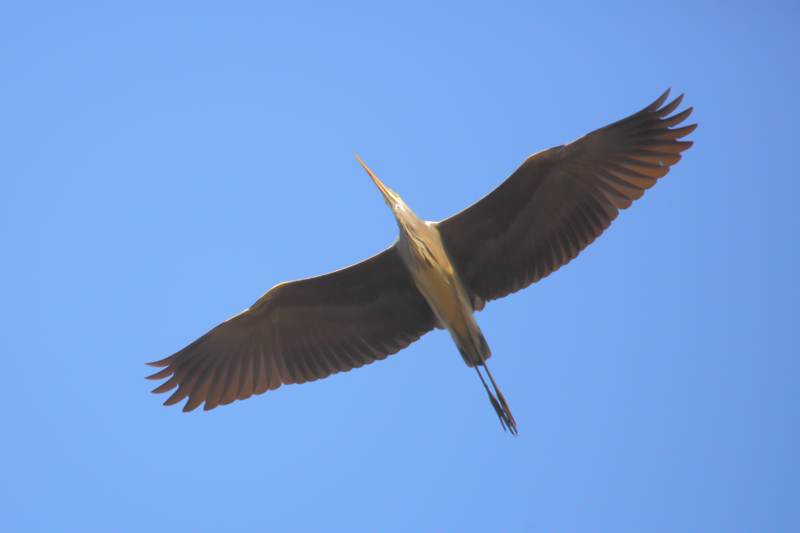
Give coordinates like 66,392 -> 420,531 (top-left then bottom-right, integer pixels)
438,89 -> 695,306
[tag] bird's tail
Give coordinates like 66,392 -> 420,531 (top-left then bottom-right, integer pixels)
455,324 -> 492,367
475,362 -> 517,435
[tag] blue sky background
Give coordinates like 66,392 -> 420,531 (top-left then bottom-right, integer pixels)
2,2 -> 798,531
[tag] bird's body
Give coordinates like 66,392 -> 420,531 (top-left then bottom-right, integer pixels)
361,160 -> 516,428
361,160 -> 488,367
147,90 -> 696,434
399,221 -> 480,358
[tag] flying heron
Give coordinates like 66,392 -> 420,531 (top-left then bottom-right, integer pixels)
147,90 -> 695,434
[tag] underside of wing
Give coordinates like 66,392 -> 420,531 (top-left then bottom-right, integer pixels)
438,89 -> 696,305
146,246 -> 436,412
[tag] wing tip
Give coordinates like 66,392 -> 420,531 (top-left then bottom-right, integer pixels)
162,389 -> 187,406
145,367 -> 172,380
646,88 -> 671,111
146,355 -> 174,368
660,105 -> 694,129
182,401 -> 200,413
657,93 -> 685,117
677,123 -> 699,138
151,378 -> 178,394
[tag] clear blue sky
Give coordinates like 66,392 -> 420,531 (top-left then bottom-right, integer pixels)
2,2 -> 798,532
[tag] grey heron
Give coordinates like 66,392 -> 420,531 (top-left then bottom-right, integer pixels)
147,90 -> 695,434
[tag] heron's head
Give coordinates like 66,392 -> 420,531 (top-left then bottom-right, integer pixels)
356,155 -> 410,218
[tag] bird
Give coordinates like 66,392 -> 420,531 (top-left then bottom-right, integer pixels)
147,89 -> 695,434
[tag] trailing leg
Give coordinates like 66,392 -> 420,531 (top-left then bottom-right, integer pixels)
474,363 -> 517,435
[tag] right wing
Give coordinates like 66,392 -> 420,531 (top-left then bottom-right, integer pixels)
147,245 -> 436,412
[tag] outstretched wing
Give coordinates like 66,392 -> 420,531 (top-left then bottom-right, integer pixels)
147,246 -> 436,412
438,89 -> 695,306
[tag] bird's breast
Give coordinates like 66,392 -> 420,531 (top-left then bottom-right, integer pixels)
398,225 -> 474,332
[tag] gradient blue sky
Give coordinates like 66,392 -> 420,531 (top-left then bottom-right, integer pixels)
2,2 -> 798,532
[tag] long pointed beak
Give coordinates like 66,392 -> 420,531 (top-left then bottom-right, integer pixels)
356,154 -> 394,203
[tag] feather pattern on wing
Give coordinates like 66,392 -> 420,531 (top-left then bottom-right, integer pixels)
438,90 -> 696,305
147,246 -> 436,411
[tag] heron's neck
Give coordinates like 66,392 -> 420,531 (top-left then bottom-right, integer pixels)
395,209 -> 449,274
396,208 -> 436,259
394,204 -> 425,235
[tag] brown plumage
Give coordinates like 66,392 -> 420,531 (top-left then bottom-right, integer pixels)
147,89 -> 695,432
439,90 -> 695,305
147,248 -> 436,412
